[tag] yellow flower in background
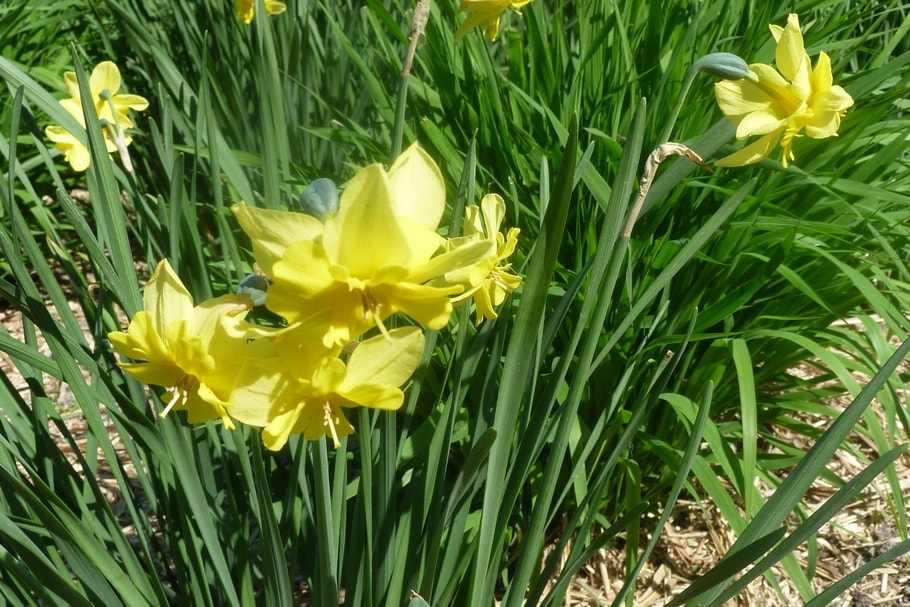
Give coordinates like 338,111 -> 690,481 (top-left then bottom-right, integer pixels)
245,144 -> 493,347
437,194 -> 522,324
229,327 -> 426,450
108,260 -> 273,428
456,0 -> 535,41
235,0 -> 286,24
714,13 -> 853,168
61,61 -> 149,130
45,60 -> 148,172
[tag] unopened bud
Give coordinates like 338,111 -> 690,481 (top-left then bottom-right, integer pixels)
693,52 -> 755,80
298,177 -> 339,221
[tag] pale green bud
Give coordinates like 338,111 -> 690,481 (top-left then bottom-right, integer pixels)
693,52 -> 755,80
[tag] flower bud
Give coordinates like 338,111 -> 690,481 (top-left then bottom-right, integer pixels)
298,177 -> 339,221
693,52 -> 754,80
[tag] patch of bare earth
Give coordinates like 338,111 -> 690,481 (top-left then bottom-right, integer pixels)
2,300 -> 909,605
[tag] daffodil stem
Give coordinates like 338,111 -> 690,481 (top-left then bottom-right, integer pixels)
391,0 -> 429,161
312,439 -> 339,607
621,143 -> 710,238
656,66 -> 697,146
391,75 -> 409,161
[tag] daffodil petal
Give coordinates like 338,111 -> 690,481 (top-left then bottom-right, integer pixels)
774,14 -> 805,82
262,407 -> 300,451
265,0 -> 286,16
736,109 -> 787,138
231,202 -> 324,276
337,383 -> 403,411
118,361 -> 183,387
111,93 -> 150,112
229,359 -> 289,428
715,79 -> 773,119
342,327 -> 425,389
91,61 -> 122,97
143,260 -> 195,336
715,130 -> 782,167
370,282 -> 455,330
387,144 -> 446,230
409,238 -> 494,285
326,164 -> 411,275
108,310 -> 170,362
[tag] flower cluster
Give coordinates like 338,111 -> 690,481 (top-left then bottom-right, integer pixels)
108,145 -> 521,449
45,61 -> 149,172
714,14 -> 854,168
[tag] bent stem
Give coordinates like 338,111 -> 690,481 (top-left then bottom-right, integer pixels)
391,0 -> 430,160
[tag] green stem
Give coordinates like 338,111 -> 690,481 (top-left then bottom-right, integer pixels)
390,75 -> 409,161
313,439 -> 339,607
656,66 -> 697,146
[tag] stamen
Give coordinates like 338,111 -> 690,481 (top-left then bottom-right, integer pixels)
160,390 -> 183,418
323,400 -> 341,448
361,289 -> 392,339
160,375 -> 198,418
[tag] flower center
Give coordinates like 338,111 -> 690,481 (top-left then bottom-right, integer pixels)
323,399 -> 341,448
160,373 -> 200,418
360,289 -> 391,339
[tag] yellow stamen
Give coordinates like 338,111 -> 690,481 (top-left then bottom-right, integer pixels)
323,400 -> 341,448
361,289 -> 392,339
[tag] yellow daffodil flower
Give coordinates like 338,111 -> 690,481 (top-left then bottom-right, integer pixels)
235,0 -> 286,24
45,61 -> 148,172
108,260 -> 273,428
61,61 -> 149,130
714,14 -> 853,168
456,0 -> 534,41
238,144 -> 493,347
437,194 -> 522,324
229,327 -> 425,450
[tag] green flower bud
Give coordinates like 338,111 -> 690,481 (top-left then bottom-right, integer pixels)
693,52 -> 755,80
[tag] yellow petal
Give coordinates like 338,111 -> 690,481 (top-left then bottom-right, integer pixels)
118,361 -> 183,387
774,14 -> 805,82
90,61 -> 122,97
45,124 -> 91,172
325,163 -> 411,276
268,240 -> 336,319
265,0 -> 286,16
736,109 -> 787,138
229,360 -> 288,428
409,238 -> 495,285
342,327 -> 425,389
472,282 -> 497,324
231,202 -> 324,276
387,144 -> 446,230
58,98 -> 85,123
262,407 -> 299,451
143,260 -> 195,336
112,93 -> 149,112
337,383 -> 403,411
191,384 -> 235,428
715,130 -> 782,167
480,193 -> 506,235
61,72 -> 80,102
715,79 -> 773,120
370,282 -> 455,330
108,310 -> 170,362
